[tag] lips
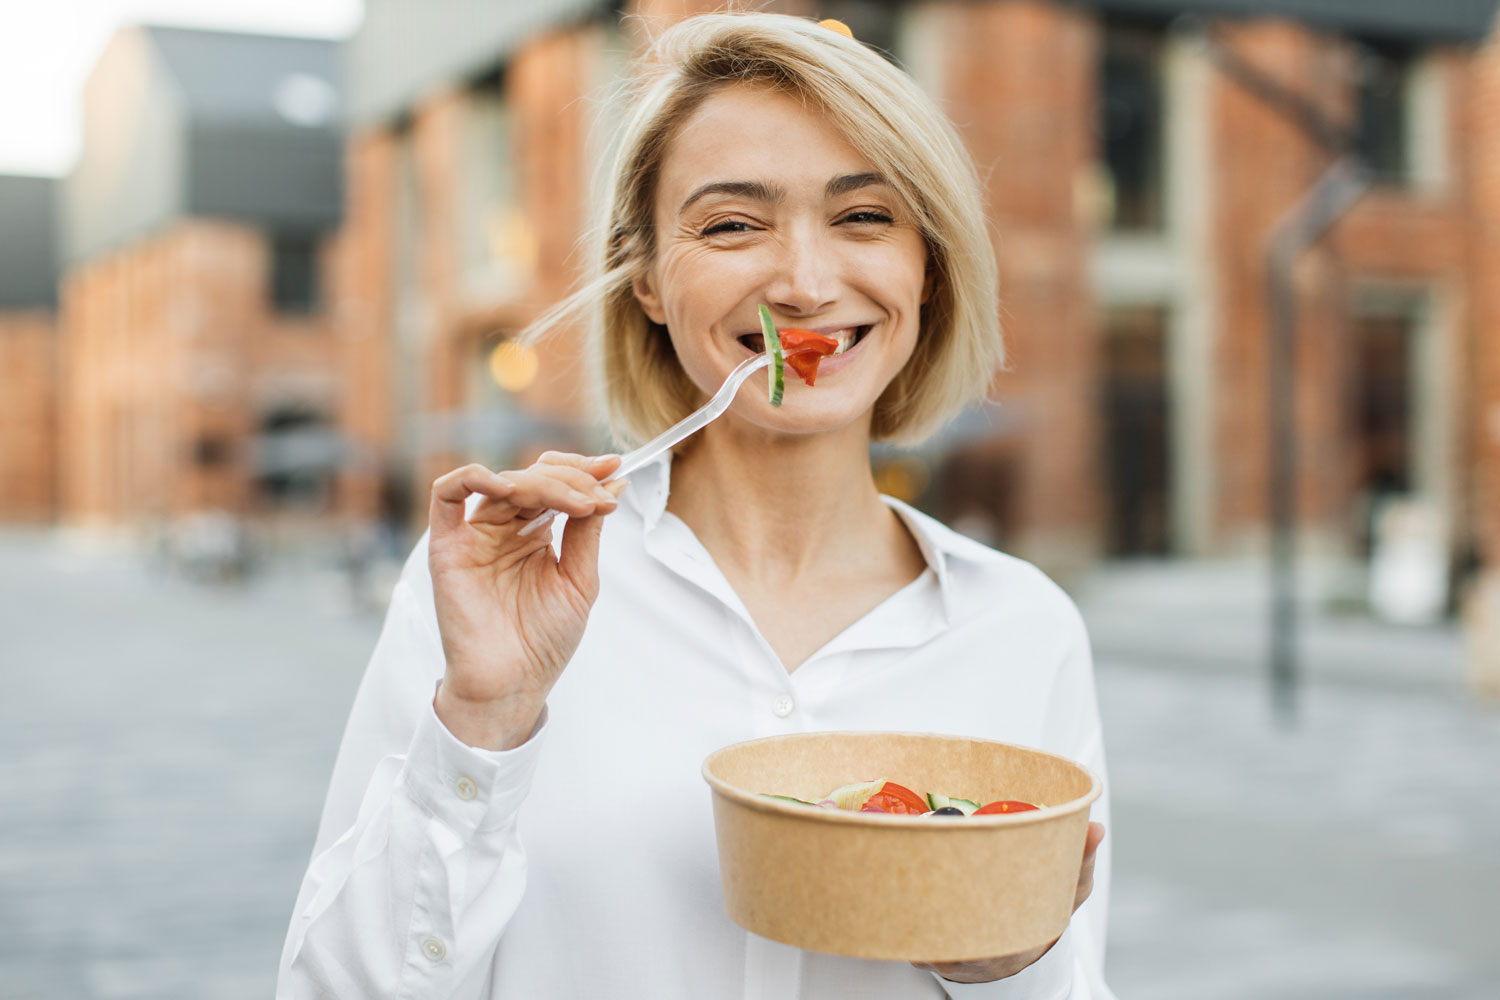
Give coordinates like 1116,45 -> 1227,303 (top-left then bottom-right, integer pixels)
736,324 -> 871,356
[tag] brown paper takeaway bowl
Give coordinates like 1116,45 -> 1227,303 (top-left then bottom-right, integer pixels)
701,731 -> 1102,962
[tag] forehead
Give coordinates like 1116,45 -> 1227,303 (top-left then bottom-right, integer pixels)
656,85 -> 873,212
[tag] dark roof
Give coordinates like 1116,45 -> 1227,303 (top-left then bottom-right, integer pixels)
63,26 -> 343,262
348,0 -> 610,124
0,175 -> 58,308
143,25 -> 343,126
1083,0 -> 1499,42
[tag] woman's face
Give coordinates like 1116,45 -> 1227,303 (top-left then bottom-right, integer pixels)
634,84 -> 930,436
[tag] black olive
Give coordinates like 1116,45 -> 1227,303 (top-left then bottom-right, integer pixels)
930,806 -> 966,817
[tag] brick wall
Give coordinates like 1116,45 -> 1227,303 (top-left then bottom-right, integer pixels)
1205,20 -> 1485,567
1467,13 -> 1500,692
0,312 -> 57,521
339,23 -> 604,508
938,0 -> 1103,570
58,220 -> 343,529
330,131 -> 398,523
331,2 -> 1497,583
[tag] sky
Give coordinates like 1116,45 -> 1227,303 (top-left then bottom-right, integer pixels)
0,0 -> 364,177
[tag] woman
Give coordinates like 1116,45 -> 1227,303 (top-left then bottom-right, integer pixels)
278,12 -> 1113,999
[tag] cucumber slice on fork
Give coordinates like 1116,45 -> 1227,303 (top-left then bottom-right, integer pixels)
758,304 -> 786,407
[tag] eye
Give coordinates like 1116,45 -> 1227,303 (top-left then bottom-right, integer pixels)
701,219 -> 758,237
838,209 -> 895,226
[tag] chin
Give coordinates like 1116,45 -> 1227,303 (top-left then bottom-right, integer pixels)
753,396 -> 873,437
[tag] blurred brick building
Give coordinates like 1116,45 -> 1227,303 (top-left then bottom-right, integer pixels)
340,0 -> 1497,568
332,0 -> 1500,680
0,175 -> 59,522
55,26 -> 351,538
2,0 -> 1498,679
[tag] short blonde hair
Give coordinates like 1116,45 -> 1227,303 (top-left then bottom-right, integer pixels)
534,11 -> 1002,447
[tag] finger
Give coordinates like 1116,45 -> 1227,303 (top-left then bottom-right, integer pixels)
1073,822 -> 1106,912
498,467 -> 612,518
468,492 -> 523,526
535,451 -> 622,482
1084,821 -> 1106,857
521,462 -> 620,503
556,479 -> 628,593
535,463 -> 621,499
429,464 -> 515,535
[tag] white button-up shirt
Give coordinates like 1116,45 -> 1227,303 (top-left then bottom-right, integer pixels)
278,454 -> 1115,999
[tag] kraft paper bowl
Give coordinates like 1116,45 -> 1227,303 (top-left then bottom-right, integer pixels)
701,731 -> 1101,961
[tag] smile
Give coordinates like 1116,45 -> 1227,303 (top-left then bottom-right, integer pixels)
736,324 -> 872,356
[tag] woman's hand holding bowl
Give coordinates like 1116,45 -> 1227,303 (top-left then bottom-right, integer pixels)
911,822 -> 1106,983
427,452 -> 627,751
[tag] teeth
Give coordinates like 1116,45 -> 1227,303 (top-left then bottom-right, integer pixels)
833,329 -> 854,355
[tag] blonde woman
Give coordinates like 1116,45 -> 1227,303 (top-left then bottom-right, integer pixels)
279,13 -> 1112,999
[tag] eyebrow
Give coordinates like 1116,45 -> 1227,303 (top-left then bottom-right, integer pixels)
824,171 -> 888,198
677,172 -> 891,216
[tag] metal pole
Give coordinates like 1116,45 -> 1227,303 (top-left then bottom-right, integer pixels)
1265,161 -> 1369,725
1181,18 -> 1370,724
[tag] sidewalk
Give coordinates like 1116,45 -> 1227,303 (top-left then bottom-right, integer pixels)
1073,560 -> 1500,1000
1,533 -> 1494,999
1070,559 -> 1469,693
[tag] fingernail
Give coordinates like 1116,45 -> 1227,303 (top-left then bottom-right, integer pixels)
590,454 -> 619,465
570,490 -> 597,505
593,485 -> 614,502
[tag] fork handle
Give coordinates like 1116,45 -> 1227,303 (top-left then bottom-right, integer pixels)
513,354 -> 771,536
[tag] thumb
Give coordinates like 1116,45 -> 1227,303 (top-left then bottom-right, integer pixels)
557,479 -> 627,597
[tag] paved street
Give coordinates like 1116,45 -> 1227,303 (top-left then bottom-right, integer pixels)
1,531 -> 1497,999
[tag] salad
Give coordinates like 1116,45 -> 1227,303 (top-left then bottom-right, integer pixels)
763,779 -> 1040,817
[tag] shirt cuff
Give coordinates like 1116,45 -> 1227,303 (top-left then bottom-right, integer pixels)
400,695 -> 549,835
935,929 -> 1074,1000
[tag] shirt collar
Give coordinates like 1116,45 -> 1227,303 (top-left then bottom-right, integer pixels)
621,451 -> 999,627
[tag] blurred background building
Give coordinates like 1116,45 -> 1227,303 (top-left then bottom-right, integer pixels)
0,174 -> 58,523
3,0 -> 1500,686
55,27 -> 347,552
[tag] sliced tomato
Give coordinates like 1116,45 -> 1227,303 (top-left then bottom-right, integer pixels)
973,799 -> 1040,815
777,329 -> 839,387
863,781 -> 931,815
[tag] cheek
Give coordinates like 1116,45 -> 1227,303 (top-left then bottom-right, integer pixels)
655,250 -> 742,323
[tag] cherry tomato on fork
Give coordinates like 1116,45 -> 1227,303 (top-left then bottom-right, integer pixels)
777,328 -> 840,386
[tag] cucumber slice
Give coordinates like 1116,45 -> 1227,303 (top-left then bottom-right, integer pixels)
761,794 -> 817,806
758,304 -> 786,406
926,793 -> 980,815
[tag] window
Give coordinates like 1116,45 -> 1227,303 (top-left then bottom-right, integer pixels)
255,406 -> 334,506
192,435 -> 232,467
271,232 -> 320,314
457,70 -> 527,298
1098,19 -> 1166,231
1101,306 -> 1172,556
1353,40 -> 1415,185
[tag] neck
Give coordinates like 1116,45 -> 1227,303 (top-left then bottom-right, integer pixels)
665,415 -> 899,586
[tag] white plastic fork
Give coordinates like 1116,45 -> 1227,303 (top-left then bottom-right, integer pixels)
515,352 -> 774,536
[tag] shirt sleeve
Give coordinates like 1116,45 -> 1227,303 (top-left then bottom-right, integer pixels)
935,595 -> 1117,1000
276,536 -> 546,999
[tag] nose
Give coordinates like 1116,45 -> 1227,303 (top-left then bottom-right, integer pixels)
765,224 -> 837,317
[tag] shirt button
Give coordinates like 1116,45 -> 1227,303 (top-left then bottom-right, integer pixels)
455,776 -> 477,801
422,935 -> 447,962
773,695 -> 795,718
